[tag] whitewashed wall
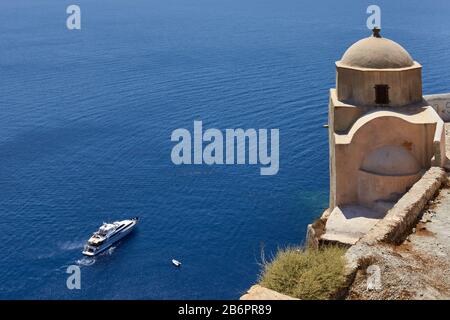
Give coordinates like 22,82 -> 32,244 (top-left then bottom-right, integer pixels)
424,93 -> 450,121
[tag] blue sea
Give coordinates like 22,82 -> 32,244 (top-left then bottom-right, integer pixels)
1,0 -> 450,299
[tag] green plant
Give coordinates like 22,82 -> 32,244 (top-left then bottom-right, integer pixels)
259,246 -> 347,300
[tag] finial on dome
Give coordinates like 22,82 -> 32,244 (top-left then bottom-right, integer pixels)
372,27 -> 381,38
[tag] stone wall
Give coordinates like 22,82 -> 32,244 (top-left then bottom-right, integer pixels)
354,167 -> 445,245
336,63 -> 422,107
241,167 -> 446,300
345,167 -> 447,279
425,93 -> 450,121
240,285 -> 299,300
332,111 -> 439,208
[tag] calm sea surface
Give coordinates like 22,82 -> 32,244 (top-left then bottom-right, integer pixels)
1,0 -> 450,299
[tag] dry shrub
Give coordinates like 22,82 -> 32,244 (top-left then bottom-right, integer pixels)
259,246 -> 347,300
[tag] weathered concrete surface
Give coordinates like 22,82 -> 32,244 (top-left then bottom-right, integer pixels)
424,93 -> 450,121
340,167 -> 446,299
346,182 -> 450,299
321,167 -> 445,246
358,167 -> 446,245
321,206 -> 385,245
247,167 -> 447,300
240,285 -> 299,300
445,123 -> 450,170
330,105 -> 443,209
343,128 -> 450,299
328,33 -> 446,215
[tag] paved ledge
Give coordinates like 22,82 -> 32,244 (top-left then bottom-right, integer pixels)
242,166 -> 447,300
345,167 -> 447,288
240,285 -> 299,300
359,167 -> 446,245
347,179 -> 450,299
321,205 -> 386,245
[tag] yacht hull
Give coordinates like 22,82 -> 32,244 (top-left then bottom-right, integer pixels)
82,218 -> 138,256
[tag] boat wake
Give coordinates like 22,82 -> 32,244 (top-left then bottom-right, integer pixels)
103,246 -> 116,256
59,240 -> 85,251
76,257 -> 96,266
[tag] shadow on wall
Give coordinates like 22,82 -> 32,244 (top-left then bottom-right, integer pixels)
358,145 -> 424,211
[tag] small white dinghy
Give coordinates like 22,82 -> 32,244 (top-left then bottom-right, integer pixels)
172,259 -> 181,267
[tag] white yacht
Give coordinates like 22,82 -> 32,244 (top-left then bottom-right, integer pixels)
82,217 -> 139,256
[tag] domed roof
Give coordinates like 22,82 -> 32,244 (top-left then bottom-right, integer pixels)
339,31 -> 414,69
361,145 -> 420,176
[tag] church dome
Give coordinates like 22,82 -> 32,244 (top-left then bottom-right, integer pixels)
339,31 -> 414,69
